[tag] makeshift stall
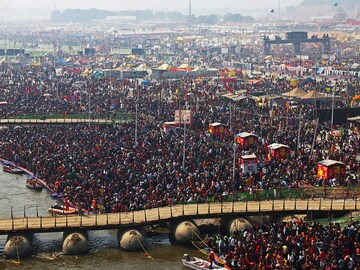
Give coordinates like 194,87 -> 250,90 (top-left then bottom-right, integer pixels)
209,122 -> 228,137
290,77 -> 300,86
268,143 -> 290,160
235,132 -> 258,149
239,154 -> 258,174
175,110 -> 192,126
317,159 -> 346,181
163,121 -> 178,135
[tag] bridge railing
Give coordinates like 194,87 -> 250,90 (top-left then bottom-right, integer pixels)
0,113 -> 134,124
0,198 -> 359,234
203,186 -> 360,204
1,187 -> 360,220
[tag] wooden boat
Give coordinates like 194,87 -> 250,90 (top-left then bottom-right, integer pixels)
26,179 -> 43,191
182,254 -> 227,270
3,165 -> 23,174
48,204 -> 78,215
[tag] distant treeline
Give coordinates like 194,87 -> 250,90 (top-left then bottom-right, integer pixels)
300,0 -> 358,6
51,9 -> 255,24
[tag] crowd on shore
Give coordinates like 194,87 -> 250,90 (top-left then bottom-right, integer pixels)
0,45 -> 359,213
0,64 -> 359,212
207,220 -> 360,270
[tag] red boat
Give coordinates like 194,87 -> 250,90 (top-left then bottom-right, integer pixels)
26,179 -> 43,191
48,204 -> 78,215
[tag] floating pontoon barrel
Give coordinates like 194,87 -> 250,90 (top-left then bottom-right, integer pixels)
62,232 -> 89,255
3,235 -> 32,258
173,221 -> 200,244
226,218 -> 252,235
118,229 -> 145,252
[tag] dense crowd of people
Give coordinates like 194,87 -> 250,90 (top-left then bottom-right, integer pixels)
0,61 -> 359,212
207,220 -> 360,270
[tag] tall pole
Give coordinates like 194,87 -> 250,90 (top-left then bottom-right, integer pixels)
278,0 -> 280,21
270,98 -> 273,127
310,119 -> 319,162
89,77 -> 93,126
331,91 -> 335,131
135,80 -> 139,147
229,101 -> 232,131
182,111 -> 186,170
135,101 -> 138,147
56,76 -> 59,99
88,92 -> 91,126
296,108 -> 302,155
189,0 -> 192,30
232,135 -> 237,201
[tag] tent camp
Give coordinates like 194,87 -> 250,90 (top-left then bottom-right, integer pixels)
301,90 -> 328,99
158,63 -> 170,71
281,88 -> 307,98
12,54 -> 30,65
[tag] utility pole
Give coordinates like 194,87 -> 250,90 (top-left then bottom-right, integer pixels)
232,135 -> 238,201
229,101 -> 232,131
189,0 -> 192,30
135,101 -> 138,147
296,108 -> 302,155
310,119 -> 319,162
182,109 -> 186,170
278,0 -> 281,21
331,91 -> 335,131
135,80 -> 139,147
89,77 -> 94,126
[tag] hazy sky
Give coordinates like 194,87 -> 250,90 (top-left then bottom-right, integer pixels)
2,0 -> 303,14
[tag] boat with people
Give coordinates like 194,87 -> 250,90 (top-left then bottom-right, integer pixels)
47,204 -> 78,215
26,178 -> 43,191
182,254 -> 227,270
3,165 -> 23,174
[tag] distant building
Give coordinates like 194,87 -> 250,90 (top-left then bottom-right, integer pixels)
105,16 -> 136,22
287,5 -> 359,19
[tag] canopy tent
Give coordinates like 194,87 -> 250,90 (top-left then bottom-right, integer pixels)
115,64 -> 132,71
290,77 -> 300,86
301,90 -> 328,99
12,54 -> 30,65
158,63 -> 170,71
191,66 -> 205,72
0,55 -> 9,64
281,88 -> 307,98
31,62 -> 42,67
178,63 -> 190,69
134,63 -> 149,71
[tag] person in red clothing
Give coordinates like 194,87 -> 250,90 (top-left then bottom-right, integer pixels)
208,251 -> 215,269
91,198 -> 97,213
64,197 -> 69,211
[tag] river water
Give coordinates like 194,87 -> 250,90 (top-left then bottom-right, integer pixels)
0,168 -> 197,270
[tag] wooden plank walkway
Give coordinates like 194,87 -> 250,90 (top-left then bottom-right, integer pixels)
0,198 -> 358,235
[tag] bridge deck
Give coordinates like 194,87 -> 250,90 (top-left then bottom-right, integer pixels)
0,199 -> 357,235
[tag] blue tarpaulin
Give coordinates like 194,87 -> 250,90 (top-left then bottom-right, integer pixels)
142,80 -> 150,85
316,67 -> 325,74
